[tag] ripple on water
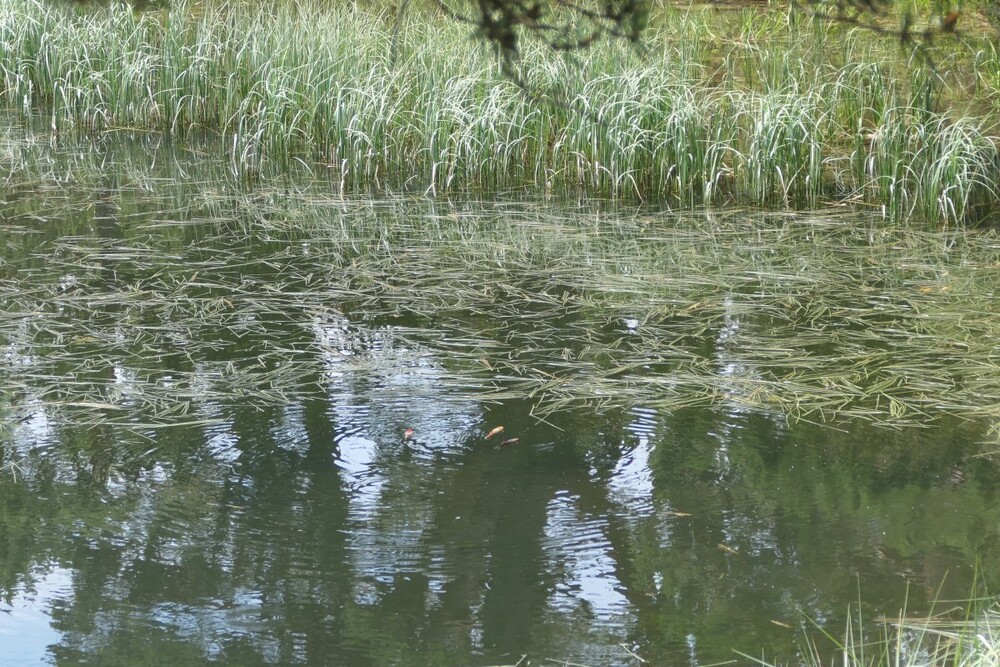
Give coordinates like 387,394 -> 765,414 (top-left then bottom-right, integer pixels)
331,410 -> 454,589
542,491 -> 632,625
0,565 -> 74,666
608,443 -> 656,520
603,407 -> 660,520
204,427 -> 241,466
6,399 -> 60,460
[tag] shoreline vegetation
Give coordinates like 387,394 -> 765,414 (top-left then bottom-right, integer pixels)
754,600 -> 1000,667
1,0 -> 999,223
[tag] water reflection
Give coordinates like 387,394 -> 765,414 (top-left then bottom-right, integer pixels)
543,491 -> 632,620
0,566 -> 72,665
607,408 -> 657,520
4,401 -> 999,663
2,130 -> 1000,665
3,392 -> 1000,665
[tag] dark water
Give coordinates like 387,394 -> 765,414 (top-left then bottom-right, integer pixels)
4,400 -> 999,666
1,131 -> 1000,666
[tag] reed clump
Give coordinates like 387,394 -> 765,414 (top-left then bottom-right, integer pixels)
0,0 -> 998,222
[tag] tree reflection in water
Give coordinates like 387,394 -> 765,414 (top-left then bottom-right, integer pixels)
3,384 -> 999,665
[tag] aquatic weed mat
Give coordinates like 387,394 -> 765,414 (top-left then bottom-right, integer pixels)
3,159 -> 1000,439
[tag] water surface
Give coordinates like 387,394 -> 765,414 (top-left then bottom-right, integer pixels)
2,126 -> 1000,666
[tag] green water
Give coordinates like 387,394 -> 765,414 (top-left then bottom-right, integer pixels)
2,127 -> 1000,666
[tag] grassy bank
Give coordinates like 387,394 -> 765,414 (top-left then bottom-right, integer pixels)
0,0 -> 999,221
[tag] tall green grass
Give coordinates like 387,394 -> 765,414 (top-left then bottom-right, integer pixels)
0,0 -> 997,222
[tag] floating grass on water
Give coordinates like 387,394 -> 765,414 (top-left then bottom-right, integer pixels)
3,132 -> 1000,439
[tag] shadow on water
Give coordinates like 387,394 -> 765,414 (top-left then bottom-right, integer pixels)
1,123 -> 1000,665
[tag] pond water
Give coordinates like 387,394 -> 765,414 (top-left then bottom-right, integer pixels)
2,127 -> 1000,666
